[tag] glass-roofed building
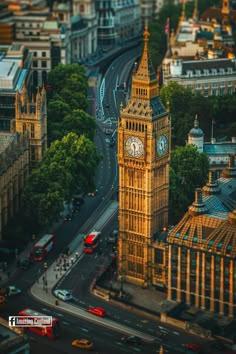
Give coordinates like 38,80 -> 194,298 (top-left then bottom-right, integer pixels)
167,157 -> 236,317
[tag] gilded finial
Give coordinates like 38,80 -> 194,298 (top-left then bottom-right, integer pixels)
143,24 -> 150,43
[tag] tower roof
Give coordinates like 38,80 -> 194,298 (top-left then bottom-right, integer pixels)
189,116 -> 203,138
134,25 -> 157,82
121,26 -> 167,121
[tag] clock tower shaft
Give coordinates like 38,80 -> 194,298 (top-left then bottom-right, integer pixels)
117,26 -> 170,286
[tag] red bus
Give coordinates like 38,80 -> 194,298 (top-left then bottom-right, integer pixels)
18,308 -> 60,338
33,233 -> 55,261
84,231 -> 101,254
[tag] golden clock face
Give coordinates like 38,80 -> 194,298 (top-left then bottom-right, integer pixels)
125,136 -> 144,158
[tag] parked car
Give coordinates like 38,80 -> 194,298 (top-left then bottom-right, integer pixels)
87,307 -> 106,317
54,289 -> 73,301
72,339 -> 94,350
121,335 -> 142,345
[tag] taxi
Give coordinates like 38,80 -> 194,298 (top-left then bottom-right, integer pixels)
72,339 -> 94,350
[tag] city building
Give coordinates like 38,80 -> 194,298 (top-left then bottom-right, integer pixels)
0,44 -> 32,132
95,0 -> 141,50
0,0 -> 98,85
167,158 -> 236,317
188,116 -> 236,172
0,317 -> 30,353
161,0 -> 236,97
0,133 -> 29,240
117,26 -> 170,286
0,44 -> 47,239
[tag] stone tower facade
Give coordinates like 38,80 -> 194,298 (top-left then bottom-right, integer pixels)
15,85 -> 47,167
117,26 -> 170,286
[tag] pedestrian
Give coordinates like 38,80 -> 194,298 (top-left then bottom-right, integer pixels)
76,252 -> 79,259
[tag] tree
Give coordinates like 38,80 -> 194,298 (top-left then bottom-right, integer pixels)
47,64 -> 87,96
169,145 -> 209,223
63,110 -> 96,141
24,133 -> 100,228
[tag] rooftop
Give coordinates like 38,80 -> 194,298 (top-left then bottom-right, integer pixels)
0,133 -> 16,153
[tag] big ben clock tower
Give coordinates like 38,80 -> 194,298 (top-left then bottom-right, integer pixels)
117,26 -> 170,286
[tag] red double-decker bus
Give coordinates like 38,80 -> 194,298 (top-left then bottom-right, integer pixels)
84,231 -> 101,254
33,233 -> 55,261
18,308 -> 60,338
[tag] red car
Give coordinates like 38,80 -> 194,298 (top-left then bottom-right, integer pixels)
185,343 -> 201,352
87,307 -> 106,317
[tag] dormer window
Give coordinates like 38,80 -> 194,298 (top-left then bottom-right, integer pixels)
227,67 -> 233,74
204,69 -> 209,76
212,69 -> 217,75
187,70 -> 193,77
220,68 -> 225,74
196,70 -> 201,76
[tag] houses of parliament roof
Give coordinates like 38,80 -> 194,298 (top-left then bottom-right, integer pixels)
168,157 -> 236,257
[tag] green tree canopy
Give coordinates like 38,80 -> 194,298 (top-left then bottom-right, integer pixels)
169,145 -> 209,224
24,132 -> 100,228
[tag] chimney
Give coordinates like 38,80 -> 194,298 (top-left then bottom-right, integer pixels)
202,170 -> 221,195
189,188 -> 208,216
222,154 -> 236,178
232,137 -> 236,143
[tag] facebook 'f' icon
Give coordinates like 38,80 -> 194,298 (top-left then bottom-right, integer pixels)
9,316 -> 15,326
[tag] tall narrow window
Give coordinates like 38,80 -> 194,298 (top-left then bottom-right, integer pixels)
31,123 -> 35,138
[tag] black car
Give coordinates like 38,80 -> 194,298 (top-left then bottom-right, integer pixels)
121,336 -> 142,345
64,213 -> 73,222
73,196 -> 85,206
72,204 -> 80,213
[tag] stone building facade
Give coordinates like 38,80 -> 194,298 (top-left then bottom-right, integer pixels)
0,133 -> 29,240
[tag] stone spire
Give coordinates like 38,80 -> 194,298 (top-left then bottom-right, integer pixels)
133,25 -> 157,83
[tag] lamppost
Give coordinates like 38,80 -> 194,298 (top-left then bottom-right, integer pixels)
43,262 -> 48,292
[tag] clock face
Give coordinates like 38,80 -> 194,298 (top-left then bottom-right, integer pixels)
157,135 -> 168,156
125,136 -> 144,158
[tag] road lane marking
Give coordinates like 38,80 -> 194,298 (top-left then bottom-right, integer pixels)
81,327 -> 89,332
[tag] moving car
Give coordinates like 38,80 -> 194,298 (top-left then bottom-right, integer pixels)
183,343 -> 201,352
72,339 -> 94,350
121,335 -> 142,345
87,307 -> 106,317
108,229 -> 118,244
7,286 -> 21,296
54,289 -> 73,301
64,212 -> 73,222
88,190 -> 97,197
